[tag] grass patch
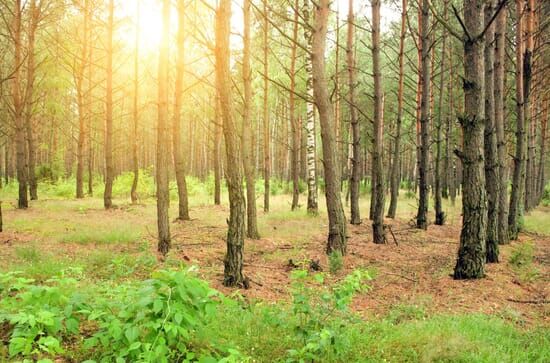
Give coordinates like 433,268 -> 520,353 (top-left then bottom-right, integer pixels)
508,241 -> 540,283
59,226 -> 141,245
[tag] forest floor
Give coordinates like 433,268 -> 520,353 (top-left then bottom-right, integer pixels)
1,190 -> 548,328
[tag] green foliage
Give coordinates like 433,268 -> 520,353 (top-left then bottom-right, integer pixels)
542,183 -> 550,206
0,273 -> 85,358
328,251 -> 343,274
286,269 -> 371,362
59,226 -> 141,245
84,268 -> 226,362
508,242 -> 540,282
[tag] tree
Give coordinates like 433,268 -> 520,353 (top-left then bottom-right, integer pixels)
173,0 -> 190,221
453,0 -> 487,279
156,0 -> 171,255
484,0 -> 499,262
242,0 -> 259,238
130,0 -> 140,204
216,0 -> 246,287
303,0 -> 318,215
434,0 -> 448,226
508,0 -> 526,241
388,0 -> 407,219
347,0 -> 361,225
371,0 -> 386,243
12,0 -> 28,209
262,0 -> 270,212
494,3 -> 508,244
290,0 -> 300,211
312,0 -> 347,255
104,0 -> 114,210
416,0 -> 431,230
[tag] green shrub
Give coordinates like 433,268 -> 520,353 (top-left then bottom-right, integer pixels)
509,242 -> 540,282
328,251 -> 343,274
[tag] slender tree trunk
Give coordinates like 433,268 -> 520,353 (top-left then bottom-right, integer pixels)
494,5 -> 509,244
312,0 -> 347,254
347,0 -> 361,225
416,0 -> 430,230
25,0 -> 39,201
290,1 -> 300,211
536,98 -> 547,199
242,0 -> 259,238
434,1 -> 448,226
484,0 -> 499,262
87,28 -> 94,196
173,0 -> 190,221
371,0 -> 386,243
214,97 -> 222,205
454,0 -> 487,280
263,0 -> 270,212
304,0 -> 318,215
13,0 -> 28,209
104,0 -> 114,209
388,0 -> 407,219
216,0 -> 246,287
508,0 -> 526,240
524,0 -> 534,212
157,0 -> 171,255
131,0 -> 140,204
76,0 -> 90,199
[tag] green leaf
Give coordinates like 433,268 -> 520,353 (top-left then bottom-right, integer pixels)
125,326 -> 139,343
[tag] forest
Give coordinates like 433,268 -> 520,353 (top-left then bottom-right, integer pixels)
0,0 -> 549,361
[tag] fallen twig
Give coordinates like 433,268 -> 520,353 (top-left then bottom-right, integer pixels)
506,298 -> 549,305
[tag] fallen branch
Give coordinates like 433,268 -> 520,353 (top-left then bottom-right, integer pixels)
506,298 -> 549,305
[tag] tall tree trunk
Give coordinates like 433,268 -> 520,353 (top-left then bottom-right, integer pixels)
388,0 -> 407,219
131,0 -> 140,204
347,0 -> 361,225
13,0 -> 28,209
484,0 -> 499,262
104,0 -> 114,209
524,0 -> 534,212
312,0 -> 347,254
157,0 -> 171,255
508,0 -> 526,240
76,0 -> 90,199
290,1 -> 300,211
263,0 -> 270,212
434,0 -> 447,226
173,0 -> 190,221
371,0 -> 386,243
216,0 -> 246,287
303,0 -> 318,215
537,98 -> 547,199
87,26 -> 94,196
25,0 -> 39,201
214,97 -> 222,205
242,0 -> 259,238
494,5 -> 509,244
416,0 -> 430,230
454,0 -> 487,280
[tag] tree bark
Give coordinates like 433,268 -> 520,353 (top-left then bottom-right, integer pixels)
173,0 -> 190,221
242,0 -> 259,238
156,0 -> 171,255
416,0 -> 431,230
104,0 -> 114,209
263,0 -> 270,212
494,5 -> 509,244
290,1 -> 300,211
12,0 -> 28,209
312,0 -> 347,254
484,0 -> 499,263
25,0 -> 39,201
454,0 -> 487,280
303,0 -> 318,215
371,0 -> 386,243
388,0 -> 407,219
347,0 -> 361,225
508,0 -> 526,241
76,0 -> 90,199
131,0 -> 140,204
214,97 -> 222,205
216,0 -> 246,287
